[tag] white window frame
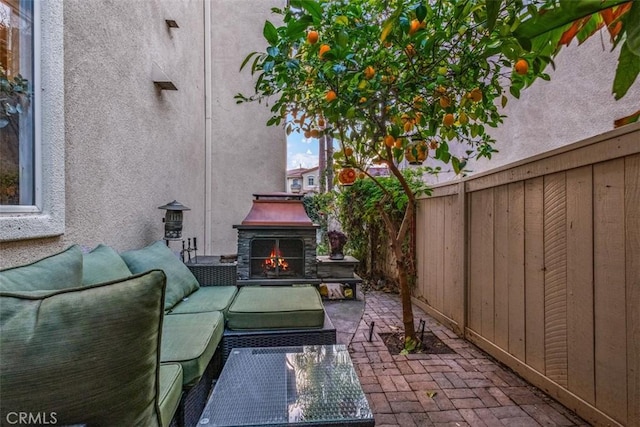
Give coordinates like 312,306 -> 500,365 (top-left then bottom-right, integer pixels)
307,175 -> 314,186
0,0 -> 65,241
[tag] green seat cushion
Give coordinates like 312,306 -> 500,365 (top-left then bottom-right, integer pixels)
82,244 -> 132,285
158,363 -> 183,427
161,312 -> 224,386
169,286 -> 238,315
121,241 -> 200,310
0,245 -> 83,292
0,270 -> 167,427
227,286 -> 325,330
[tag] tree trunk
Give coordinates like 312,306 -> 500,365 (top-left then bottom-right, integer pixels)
318,135 -> 326,193
397,256 -> 416,342
326,135 -> 334,191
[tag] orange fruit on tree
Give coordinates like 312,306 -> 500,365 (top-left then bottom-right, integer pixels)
443,113 -> 455,127
469,88 -> 483,102
359,97 -> 367,103
317,117 -> 325,127
325,90 -> 337,102
364,66 -> 376,80
358,172 -> 366,180
310,129 -> 320,138
413,95 -> 424,108
439,96 -> 451,108
304,130 -> 311,138
404,121 -> 415,132
344,147 -> 353,156
409,19 -> 421,35
459,111 -> 469,125
515,58 -> 528,75
394,138 -> 403,149
307,30 -> 319,44
404,44 -> 416,58
319,44 -> 331,59
384,135 -> 395,148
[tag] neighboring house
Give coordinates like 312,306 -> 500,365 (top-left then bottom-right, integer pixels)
286,166 -> 320,194
0,0 -> 287,268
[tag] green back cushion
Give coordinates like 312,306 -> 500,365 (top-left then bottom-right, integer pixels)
82,244 -> 132,285
0,270 -> 166,426
0,245 -> 83,292
227,285 -> 325,330
121,241 -> 199,310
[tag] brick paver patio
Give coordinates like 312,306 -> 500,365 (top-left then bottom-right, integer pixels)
348,291 -> 590,427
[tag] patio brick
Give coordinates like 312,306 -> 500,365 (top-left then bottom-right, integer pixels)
345,291 -> 588,427
427,409 -> 465,422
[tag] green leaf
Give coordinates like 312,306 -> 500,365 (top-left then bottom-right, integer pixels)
335,15 -> 349,26
416,3 -> 427,22
509,85 -> 520,99
486,0 -> 501,33
240,51 -> 260,72
300,0 -> 323,23
613,42 -> 640,100
381,15 -> 396,42
625,1 -> 640,56
287,15 -> 313,38
263,20 -> 278,45
514,0 -> 630,41
452,156 -> 461,174
337,30 -> 349,47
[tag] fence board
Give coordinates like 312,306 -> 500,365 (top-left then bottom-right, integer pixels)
468,189 -> 494,335
448,189 -> 465,329
543,172 -> 568,388
507,182 -> 525,361
415,199 -> 427,302
565,166 -> 595,405
493,185 -> 509,351
625,154 -> 640,427
434,198 -> 445,313
594,159 -> 627,425
524,177 -> 546,373
443,195 -> 454,320
426,200 -> 438,307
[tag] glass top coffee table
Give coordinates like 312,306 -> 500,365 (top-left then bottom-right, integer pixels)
198,344 -> 374,426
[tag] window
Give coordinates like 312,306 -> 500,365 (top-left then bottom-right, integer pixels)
0,0 -> 34,206
0,0 -> 65,241
307,176 -> 314,186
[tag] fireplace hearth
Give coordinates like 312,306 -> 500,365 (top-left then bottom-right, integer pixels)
234,193 -> 320,285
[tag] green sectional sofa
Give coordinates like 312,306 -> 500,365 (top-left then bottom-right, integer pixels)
0,241 -> 335,427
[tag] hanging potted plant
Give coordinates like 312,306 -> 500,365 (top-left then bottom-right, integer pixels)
405,139 -> 428,165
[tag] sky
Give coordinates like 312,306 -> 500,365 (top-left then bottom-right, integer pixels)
287,129 -> 320,170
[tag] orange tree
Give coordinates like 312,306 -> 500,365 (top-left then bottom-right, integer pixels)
236,0 -> 634,345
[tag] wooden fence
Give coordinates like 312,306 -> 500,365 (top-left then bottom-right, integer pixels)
414,123 -> 639,426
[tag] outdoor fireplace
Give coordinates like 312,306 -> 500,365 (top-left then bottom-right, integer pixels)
234,193 -> 319,285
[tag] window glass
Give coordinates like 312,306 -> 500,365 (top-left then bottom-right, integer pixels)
307,176 -> 314,186
0,0 -> 34,206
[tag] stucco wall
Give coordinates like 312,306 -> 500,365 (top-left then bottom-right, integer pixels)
0,0 -> 287,267
208,0 -> 287,255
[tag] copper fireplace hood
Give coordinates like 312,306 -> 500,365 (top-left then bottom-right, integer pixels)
239,193 -> 314,227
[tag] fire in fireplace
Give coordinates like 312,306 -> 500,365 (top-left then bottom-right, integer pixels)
264,245 -> 288,273
252,239 -> 304,278
234,193 -> 319,285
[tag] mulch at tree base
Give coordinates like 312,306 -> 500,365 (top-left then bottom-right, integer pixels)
378,330 -> 456,355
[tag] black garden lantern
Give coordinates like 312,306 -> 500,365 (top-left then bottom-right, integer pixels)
158,200 -> 190,240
